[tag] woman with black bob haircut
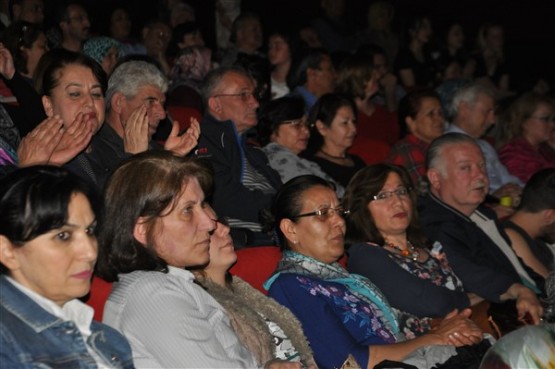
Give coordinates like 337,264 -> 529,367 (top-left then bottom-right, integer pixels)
303,93 -> 366,188
259,96 -> 344,196
0,165 -> 134,368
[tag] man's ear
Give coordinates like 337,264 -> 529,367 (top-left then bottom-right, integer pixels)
207,96 -> 222,115
427,168 -> 441,191
111,92 -> 125,114
42,95 -> 54,117
279,218 -> 297,246
0,235 -> 21,272
542,208 -> 555,226
133,217 -> 149,246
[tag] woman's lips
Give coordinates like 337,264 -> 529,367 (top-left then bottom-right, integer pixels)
72,270 -> 92,280
393,212 -> 407,218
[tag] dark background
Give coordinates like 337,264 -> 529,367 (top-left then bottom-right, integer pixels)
46,0 -> 555,92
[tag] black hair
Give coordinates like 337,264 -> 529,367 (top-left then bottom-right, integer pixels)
2,21 -> 44,75
267,175 -> 334,250
518,168 -> 555,213
257,96 -> 305,146
305,93 -> 357,156
35,48 -> 107,96
0,165 -> 98,274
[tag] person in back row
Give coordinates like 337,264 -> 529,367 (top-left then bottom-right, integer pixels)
445,82 -> 521,210
196,66 -> 281,247
74,60 -> 199,190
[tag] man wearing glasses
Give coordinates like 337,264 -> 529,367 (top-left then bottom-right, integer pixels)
197,66 -> 282,248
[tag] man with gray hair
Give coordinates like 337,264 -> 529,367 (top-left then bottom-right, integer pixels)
419,133 -> 544,326
446,82 -> 521,210
74,60 -> 198,189
196,65 -> 281,246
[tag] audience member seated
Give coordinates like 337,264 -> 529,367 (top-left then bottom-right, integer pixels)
310,0 -> 356,53
497,92 -> 555,183
107,7 -> 143,57
0,166 -> 134,368
387,89 -> 444,194
434,22 -> 472,81
356,1 -> 399,63
501,168 -> 555,279
445,82 -> 522,212
2,20 -> 48,84
267,30 -> 295,100
83,36 -> 120,76
196,66 -> 281,245
344,164 -> 482,338
220,12 -> 264,67
0,34 -> 46,137
419,133 -> 544,322
97,151 -> 293,369
468,22 -> 512,95
259,96 -> 344,196
54,1 -> 91,52
265,175 -> 484,369
167,45 -> 212,113
336,54 -> 400,146
167,21 -> 205,59
192,209 -> 317,368
394,15 -> 436,90
303,93 -> 365,188
355,43 -> 402,113
289,48 -> 336,112
138,19 -> 172,75
9,0 -> 45,25
75,60 -> 198,189
38,49 -> 107,177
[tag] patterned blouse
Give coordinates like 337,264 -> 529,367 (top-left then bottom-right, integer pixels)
348,241 -> 468,339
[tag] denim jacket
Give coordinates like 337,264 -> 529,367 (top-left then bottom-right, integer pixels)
0,276 -> 134,369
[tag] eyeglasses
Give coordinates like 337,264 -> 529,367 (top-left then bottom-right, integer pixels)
530,115 -> 555,123
291,206 -> 350,221
281,117 -> 310,130
212,91 -> 258,102
371,187 -> 411,201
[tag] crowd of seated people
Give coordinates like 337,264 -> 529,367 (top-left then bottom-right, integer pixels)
0,1 -> 554,368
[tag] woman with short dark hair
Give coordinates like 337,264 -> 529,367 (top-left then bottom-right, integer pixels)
0,165 -> 134,368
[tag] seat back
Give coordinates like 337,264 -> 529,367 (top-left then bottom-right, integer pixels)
349,137 -> 391,165
229,246 -> 282,294
86,276 -> 113,321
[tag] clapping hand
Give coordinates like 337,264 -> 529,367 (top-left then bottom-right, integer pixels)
18,116 -> 65,166
164,117 -> 200,156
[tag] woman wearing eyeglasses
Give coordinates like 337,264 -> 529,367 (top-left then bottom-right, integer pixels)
497,92 -> 555,183
343,164 -> 484,338
259,96 -> 344,197
265,175 -> 483,369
